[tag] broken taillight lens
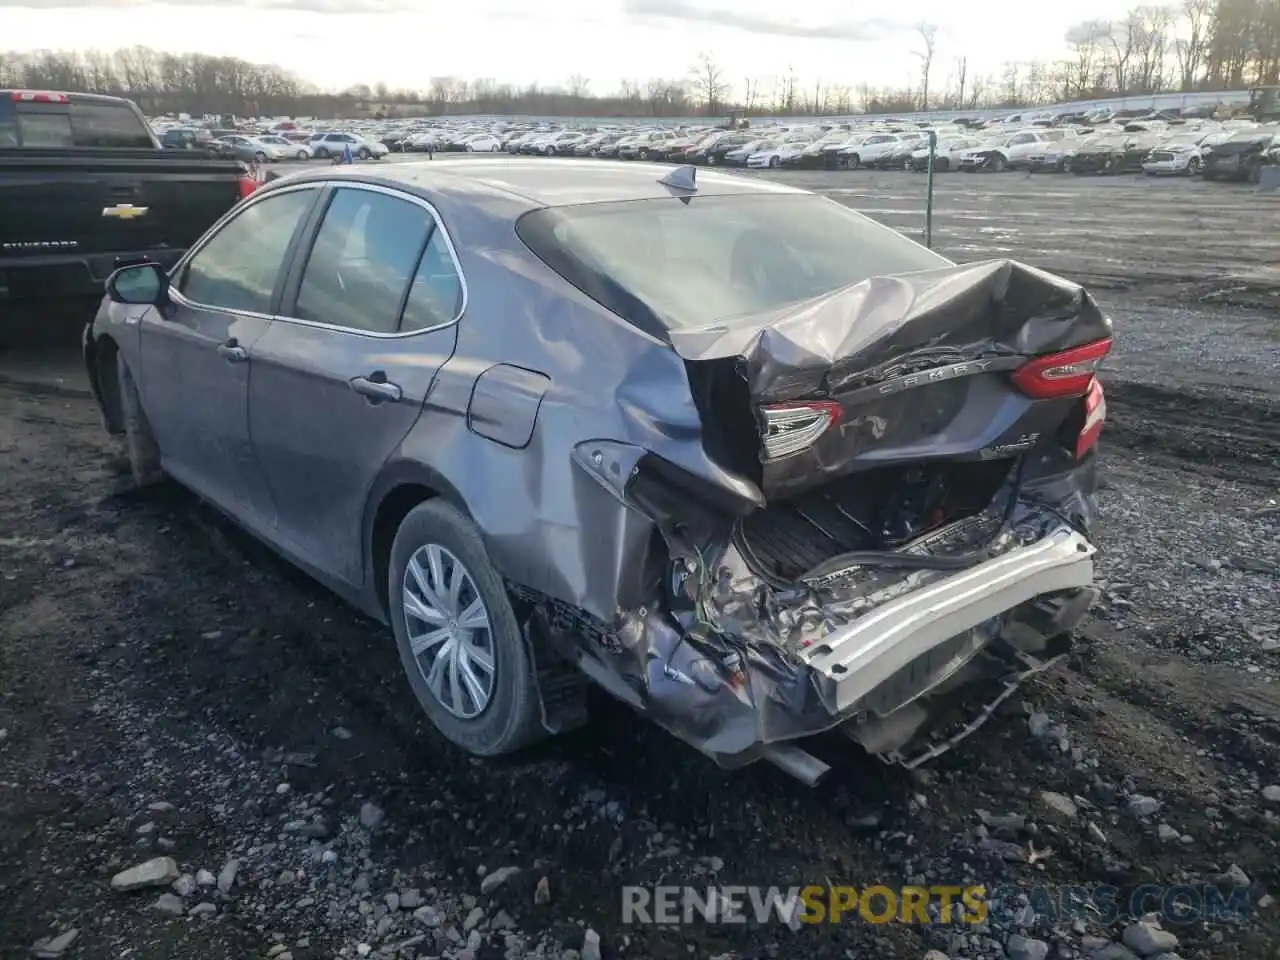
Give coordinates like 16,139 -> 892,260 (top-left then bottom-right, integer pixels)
1075,377 -> 1106,458
237,174 -> 261,199
759,400 -> 843,461
1011,337 -> 1113,399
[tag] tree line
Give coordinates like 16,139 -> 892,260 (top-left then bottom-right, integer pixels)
0,0 -> 1275,120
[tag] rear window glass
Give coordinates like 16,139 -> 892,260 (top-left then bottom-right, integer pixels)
517,194 -> 951,338
68,102 -> 153,147
0,100 -> 153,148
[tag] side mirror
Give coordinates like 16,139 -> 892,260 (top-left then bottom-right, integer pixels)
106,262 -> 169,306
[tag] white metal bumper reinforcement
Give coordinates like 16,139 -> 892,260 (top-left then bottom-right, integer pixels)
800,527 -> 1097,714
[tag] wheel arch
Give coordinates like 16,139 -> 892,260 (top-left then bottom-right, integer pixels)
363,460 -> 471,620
88,332 -> 126,435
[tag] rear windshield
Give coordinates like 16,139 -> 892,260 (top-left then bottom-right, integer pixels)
0,99 -> 154,148
517,194 -> 951,337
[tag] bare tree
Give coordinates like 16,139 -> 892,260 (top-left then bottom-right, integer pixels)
1102,14 -> 1141,93
689,51 -> 726,115
1065,20 -> 1108,98
566,74 -> 590,98
1174,0 -> 1211,89
914,22 -> 940,109
742,77 -> 760,113
954,55 -> 968,109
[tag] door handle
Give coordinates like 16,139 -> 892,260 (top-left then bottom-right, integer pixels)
217,340 -> 248,362
350,374 -> 402,402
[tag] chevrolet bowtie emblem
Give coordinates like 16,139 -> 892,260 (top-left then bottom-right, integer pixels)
102,203 -> 149,220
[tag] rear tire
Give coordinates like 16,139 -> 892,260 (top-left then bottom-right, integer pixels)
357,147 -> 371,160
314,147 -> 330,159
846,153 -> 860,169
388,500 -> 543,757
116,354 -> 164,488
296,150 -> 308,160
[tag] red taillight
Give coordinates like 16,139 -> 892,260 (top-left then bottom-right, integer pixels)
237,174 -> 260,199
1075,378 -> 1106,458
759,400 -> 843,461
1011,337 -> 1113,399
11,90 -> 70,103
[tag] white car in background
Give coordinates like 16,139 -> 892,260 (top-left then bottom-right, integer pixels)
257,134 -> 313,160
746,139 -> 811,168
837,133 -> 906,169
462,133 -> 503,152
1141,135 -> 1211,175
906,136 -> 983,171
308,131 -> 390,160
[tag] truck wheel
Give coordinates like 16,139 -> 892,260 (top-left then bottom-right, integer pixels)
116,354 -> 164,488
388,500 -> 543,757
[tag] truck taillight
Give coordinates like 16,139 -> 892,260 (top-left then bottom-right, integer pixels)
1011,337 -> 1113,399
237,174 -> 260,199
1075,378 -> 1106,459
759,401 -> 842,461
11,90 -> 70,103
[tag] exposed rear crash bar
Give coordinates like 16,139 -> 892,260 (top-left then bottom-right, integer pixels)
800,527 -> 1096,714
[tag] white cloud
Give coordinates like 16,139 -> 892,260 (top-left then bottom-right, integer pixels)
2,0 -> 1146,97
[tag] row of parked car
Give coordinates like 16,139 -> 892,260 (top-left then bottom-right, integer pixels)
152,111 -> 1280,185
153,122 -> 391,163
378,117 -> 1280,183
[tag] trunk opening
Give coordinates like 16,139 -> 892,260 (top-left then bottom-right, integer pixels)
733,458 -> 1015,584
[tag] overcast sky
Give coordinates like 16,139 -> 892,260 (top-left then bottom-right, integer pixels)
5,0 -> 1147,96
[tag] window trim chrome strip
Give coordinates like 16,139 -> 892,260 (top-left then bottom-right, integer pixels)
171,178 -> 469,340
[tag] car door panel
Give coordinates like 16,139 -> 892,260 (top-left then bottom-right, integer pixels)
136,184 -> 320,522
247,184 -> 466,585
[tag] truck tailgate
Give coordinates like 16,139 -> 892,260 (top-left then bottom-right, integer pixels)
0,149 -> 243,259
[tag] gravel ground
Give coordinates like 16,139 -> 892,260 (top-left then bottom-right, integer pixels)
1,168 -> 1278,960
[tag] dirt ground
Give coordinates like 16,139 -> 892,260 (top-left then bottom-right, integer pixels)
1,168 -> 1278,960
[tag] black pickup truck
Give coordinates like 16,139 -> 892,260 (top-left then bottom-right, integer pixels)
0,90 -> 253,306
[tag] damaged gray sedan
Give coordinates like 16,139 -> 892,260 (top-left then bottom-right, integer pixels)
84,159 -> 1111,784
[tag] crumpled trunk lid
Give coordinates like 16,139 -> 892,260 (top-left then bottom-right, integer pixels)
672,258 -> 1112,499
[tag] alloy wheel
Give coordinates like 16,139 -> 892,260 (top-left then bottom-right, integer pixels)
401,543 -> 495,719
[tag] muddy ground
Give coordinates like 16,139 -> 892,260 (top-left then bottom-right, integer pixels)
1,168 -> 1278,960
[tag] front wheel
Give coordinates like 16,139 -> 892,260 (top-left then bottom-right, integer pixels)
314,147 -> 330,159
255,151 -> 268,164
769,155 -> 780,168
991,154 -> 1007,173
388,500 -> 543,756
1187,156 -> 1202,176
845,153 -> 860,169
356,147 -> 371,160
296,150 -> 309,160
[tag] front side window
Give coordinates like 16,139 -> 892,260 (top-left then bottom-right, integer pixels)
294,188 -> 433,334
517,194 -> 951,339
180,189 -> 316,314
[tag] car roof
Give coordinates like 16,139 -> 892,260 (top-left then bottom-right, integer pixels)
279,158 -> 806,209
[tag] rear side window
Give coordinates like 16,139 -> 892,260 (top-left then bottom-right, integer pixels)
180,189 -> 317,314
517,194 -> 951,339
401,230 -> 464,331
293,188 -> 433,334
